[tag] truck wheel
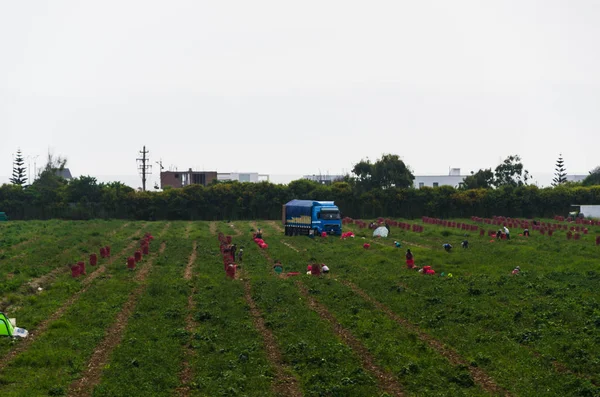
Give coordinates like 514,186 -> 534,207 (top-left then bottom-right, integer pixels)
314,228 -> 319,236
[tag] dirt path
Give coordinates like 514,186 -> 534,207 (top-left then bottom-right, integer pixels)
176,240 -> 199,396
243,278 -> 303,397
229,222 -> 243,237
67,225 -> 170,397
280,240 -> 300,252
0,228 -> 145,372
209,221 -> 217,236
109,222 -> 130,236
296,282 -> 404,396
341,280 -> 510,396
267,220 -> 284,233
183,241 -> 197,282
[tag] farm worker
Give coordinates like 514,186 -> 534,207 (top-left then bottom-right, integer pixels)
237,248 -> 244,263
461,240 -> 469,249
394,241 -> 401,248
443,243 -> 453,252
273,260 -> 283,275
255,229 -> 263,239
385,223 -> 390,234
322,264 -> 330,274
504,226 -> 510,240
512,266 -> 520,275
405,249 -> 415,269
523,228 -> 530,237
311,263 -> 321,276
496,229 -> 503,240
230,244 -> 237,261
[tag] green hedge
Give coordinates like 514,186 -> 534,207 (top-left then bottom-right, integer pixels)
2,181 -> 600,221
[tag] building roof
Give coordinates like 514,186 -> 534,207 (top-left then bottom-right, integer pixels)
55,168 -> 72,179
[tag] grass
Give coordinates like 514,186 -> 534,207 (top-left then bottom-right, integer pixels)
0,218 -> 599,396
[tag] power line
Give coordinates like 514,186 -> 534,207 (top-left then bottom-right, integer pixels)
136,146 -> 151,191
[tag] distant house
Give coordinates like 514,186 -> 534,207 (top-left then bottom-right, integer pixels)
303,174 -> 345,185
160,169 -> 217,188
55,168 -> 73,180
413,168 -> 466,188
217,172 -> 269,183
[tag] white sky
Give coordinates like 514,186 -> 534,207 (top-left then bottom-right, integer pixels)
1,0 -> 599,188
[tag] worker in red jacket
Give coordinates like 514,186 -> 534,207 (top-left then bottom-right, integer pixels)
406,249 -> 415,269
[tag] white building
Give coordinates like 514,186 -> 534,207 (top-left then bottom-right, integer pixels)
413,168 -> 467,188
217,172 -> 269,183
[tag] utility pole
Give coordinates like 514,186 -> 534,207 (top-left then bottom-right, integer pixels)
136,146 -> 151,191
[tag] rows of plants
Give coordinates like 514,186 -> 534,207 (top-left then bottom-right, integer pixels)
351,220 -> 600,382
93,222 -> 191,396
256,223 -> 492,396
2,218 -> 599,396
0,220 -> 75,253
0,222 -> 166,396
0,222 -> 144,358
236,223 -> 386,396
183,222 -> 277,396
306,219 -> 600,396
0,220 -> 129,293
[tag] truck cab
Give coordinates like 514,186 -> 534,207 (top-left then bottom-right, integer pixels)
311,202 -> 342,235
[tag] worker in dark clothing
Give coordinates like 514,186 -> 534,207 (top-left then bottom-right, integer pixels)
461,240 -> 469,249
230,244 -> 237,261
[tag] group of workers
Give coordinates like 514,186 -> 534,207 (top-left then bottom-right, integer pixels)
270,260 -> 330,276
402,236 -> 522,276
223,243 -> 244,263
496,226 -> 511,240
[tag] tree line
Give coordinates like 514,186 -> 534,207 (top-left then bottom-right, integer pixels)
2,153 -> 600,221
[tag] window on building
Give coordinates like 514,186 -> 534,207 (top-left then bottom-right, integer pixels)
174,173 -> 179,179
433,182 -> 439,187
192,173 -> 206,185
419,182 -> 424,188
239,173 -> 251,182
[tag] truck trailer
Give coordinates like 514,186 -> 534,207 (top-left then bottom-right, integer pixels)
282,200 -> 342,236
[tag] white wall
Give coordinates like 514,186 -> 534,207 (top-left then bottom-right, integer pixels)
218,172 -> 260,182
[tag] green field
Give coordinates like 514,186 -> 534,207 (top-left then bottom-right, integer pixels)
0,218 -> 599,397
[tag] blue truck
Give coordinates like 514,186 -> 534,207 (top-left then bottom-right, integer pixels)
282,199 -> 342,236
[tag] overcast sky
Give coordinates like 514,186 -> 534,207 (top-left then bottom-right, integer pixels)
1,1 -> 599,188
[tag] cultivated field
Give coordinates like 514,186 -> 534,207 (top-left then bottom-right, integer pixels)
0,218 -> 599,396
